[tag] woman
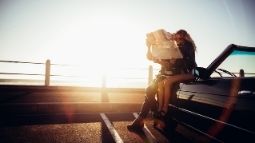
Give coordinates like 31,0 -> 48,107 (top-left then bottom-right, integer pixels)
126,38 -> 170,132
127,29 -> 197,132
155,29 -> 197,131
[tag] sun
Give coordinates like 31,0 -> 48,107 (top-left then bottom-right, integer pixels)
48,14 -> 149,87
79,15 -> 147,70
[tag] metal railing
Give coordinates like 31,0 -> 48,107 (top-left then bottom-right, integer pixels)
0,59 -> 154,87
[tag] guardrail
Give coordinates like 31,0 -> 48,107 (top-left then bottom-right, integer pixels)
0,59 -> 155,87
0,60 -> 157,113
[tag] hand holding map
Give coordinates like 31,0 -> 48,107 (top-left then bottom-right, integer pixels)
146,29 -> 183,60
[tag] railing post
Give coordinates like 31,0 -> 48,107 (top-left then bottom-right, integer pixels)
148,65 -> 153,85
101,74 -> 108,102
45,59 -> 51,86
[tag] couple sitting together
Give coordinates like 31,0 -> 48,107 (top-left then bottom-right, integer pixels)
127,29 -> 197,132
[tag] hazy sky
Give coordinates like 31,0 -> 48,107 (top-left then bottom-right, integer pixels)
1,0 -> 255,70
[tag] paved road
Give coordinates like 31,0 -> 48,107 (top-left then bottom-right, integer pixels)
0,113 -> 153,143
0,86 -> 190,143
0,113 -> 190,143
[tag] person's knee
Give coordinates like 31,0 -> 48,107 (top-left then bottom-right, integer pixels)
145,86 -> 156,100
146,85 -> 156,94
164,78 -> 174,86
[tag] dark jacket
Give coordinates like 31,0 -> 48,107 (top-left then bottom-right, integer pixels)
177,40 -> 197,73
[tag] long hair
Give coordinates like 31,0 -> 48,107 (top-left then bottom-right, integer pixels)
176,29 -> 197,51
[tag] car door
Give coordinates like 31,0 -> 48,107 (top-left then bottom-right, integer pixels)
169,77 -> 255,143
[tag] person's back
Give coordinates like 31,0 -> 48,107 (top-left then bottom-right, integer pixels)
179,41 -> 196,71
175,29 -> 197,73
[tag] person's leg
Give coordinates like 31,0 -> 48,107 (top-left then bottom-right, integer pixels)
161,78 -> 173,113
138,85 -> 157,118
127,81 -> 157,131
153,79 -> 168,131
162,74 -> 194,113
153,78 -> 170,133
153,74 -> 194,132
157,80 -> 165,112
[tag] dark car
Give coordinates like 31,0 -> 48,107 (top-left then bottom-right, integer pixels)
167,44 -> 255,143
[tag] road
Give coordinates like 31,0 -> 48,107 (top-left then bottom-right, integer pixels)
0,85 -> 190,143
0,112 -> 190,143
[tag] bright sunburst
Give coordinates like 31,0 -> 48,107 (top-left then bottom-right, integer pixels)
47,14 -> 149,87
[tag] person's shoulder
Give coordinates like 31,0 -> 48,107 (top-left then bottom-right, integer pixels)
184,40 -> 193,47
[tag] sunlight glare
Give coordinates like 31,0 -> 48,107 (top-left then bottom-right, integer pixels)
50,14 -> 148,87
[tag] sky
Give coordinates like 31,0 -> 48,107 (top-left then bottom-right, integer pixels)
0,0 -> 255,86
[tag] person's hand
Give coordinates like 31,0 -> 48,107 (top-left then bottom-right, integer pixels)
153,58 -> 162,64
166,32 -> 175,40
157,59 -> 168,66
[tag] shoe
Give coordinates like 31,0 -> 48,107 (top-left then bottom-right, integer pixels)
127,118 -> 144,132
153,110 -> 167,119
154,119 -> 166,134
153,110 -> 167,134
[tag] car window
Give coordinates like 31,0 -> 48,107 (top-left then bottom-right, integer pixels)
211,50 -> 255,78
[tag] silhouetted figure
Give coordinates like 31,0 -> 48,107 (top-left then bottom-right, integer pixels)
127,29 -> 197,132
